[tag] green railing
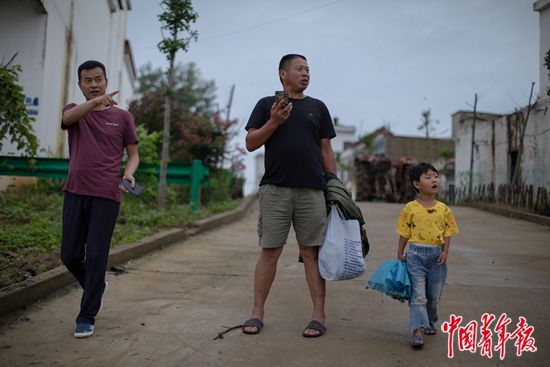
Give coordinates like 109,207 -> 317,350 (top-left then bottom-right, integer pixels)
0,156 -> 209,211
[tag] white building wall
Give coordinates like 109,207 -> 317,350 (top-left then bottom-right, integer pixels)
68,0 -> 133,108
120,57 -> 136,107
494,120 -> 510,185
339,142 -> 363,189
534,0 -> 550,98
453,115 -> 472,189
41,2 -> 72,157
120,41 -> 138,108
0,1 -> 49,154
453,100 -> 550,192
0,0 -> 135,159
453,112 -> 502,189
523,99 -> 550,187
333,123 -> 356,183
332,125 -> 356,154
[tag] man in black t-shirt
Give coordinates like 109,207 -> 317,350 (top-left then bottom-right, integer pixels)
243,54 -> 337,338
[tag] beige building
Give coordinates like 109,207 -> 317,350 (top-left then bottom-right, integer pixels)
369,127 -> 454,163
338,127 -> 455,199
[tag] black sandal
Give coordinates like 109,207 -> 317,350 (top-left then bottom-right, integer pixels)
242,318 -> 264,335
411,334 -> 424,348
302,320 -> 327,338
424,327 -> 437,335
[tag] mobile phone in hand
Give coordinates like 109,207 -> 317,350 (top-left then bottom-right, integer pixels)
121,179 -> 144,196
275,90 -> 289,106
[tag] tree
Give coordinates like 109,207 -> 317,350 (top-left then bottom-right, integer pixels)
0,54 -> 37,157
418,108 -> 439,161
156,0 -> 198,209
173,113 -> 238,168
136,63 -> 217,117
129,63 -> 240,169
129,62 -> 217,151
418,108 -> 439,140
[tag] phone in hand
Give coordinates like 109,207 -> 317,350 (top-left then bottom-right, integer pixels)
120,179 -> 144,196
275,90 -> 289,107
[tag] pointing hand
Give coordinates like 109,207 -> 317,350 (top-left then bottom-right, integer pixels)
96,91 -> 119,107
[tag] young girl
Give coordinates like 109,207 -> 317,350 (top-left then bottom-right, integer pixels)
396,162 -> 459,348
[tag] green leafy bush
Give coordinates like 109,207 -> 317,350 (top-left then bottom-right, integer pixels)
202,169 -> 232,204
0,55 -> 38,156
0,179 -> 240,288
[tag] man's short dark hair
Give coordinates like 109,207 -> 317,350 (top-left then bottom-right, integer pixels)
409,162 -> 438,193
278,54 -> 307,71
78,60 -> 107,82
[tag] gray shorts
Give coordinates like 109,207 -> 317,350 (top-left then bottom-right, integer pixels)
257,184 -> 327,248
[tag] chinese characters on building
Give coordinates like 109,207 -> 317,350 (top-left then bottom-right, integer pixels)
24,96 -> 39,116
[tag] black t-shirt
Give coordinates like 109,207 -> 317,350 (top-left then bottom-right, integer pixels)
246,96 -> 336,189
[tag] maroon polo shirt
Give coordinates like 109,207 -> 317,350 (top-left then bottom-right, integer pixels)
62,103 -> 139,203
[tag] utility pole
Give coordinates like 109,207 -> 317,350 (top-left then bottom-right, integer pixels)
219,84 -> 235,169
468,93 -> 478,198
225,84 -> 235,123
511,82 -> 535,187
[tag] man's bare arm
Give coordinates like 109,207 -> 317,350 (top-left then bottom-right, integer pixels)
320,138 -> 337,174
123,144 -> 139,181
119,144 -> 139,192
62,91 -> 119,126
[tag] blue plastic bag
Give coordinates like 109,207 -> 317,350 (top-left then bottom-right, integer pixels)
367,259 -> 412,302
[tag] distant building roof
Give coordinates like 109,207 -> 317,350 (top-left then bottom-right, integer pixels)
334,124 -> 356,134
124,39 -> 137,83
369,126 -> 453,141
333,117 -> 356,132
451,110 -> 504,118
534,0 -> 550,12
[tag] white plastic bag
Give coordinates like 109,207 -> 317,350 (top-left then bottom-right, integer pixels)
318,206 -> 365,280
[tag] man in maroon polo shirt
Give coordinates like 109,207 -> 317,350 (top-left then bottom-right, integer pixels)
60,60 -> 139,338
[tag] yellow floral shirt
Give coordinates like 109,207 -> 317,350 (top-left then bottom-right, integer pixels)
396,200 -> 459,245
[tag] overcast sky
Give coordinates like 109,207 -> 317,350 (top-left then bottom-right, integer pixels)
127,0 -> 540,192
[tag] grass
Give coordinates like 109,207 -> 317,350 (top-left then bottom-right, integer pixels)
0,179 -> 240,288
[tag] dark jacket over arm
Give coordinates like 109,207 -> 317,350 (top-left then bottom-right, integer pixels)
325,178 -> 370,258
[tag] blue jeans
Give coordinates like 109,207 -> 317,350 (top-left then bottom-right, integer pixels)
406,243 -> 447,332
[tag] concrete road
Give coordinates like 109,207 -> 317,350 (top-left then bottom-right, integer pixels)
0,202 -> 549,366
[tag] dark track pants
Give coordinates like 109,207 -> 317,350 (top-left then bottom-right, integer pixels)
61,192 -> 119,325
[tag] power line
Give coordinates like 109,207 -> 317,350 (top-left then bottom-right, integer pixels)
131,0 -> 349,51
202,0 -> 348,41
